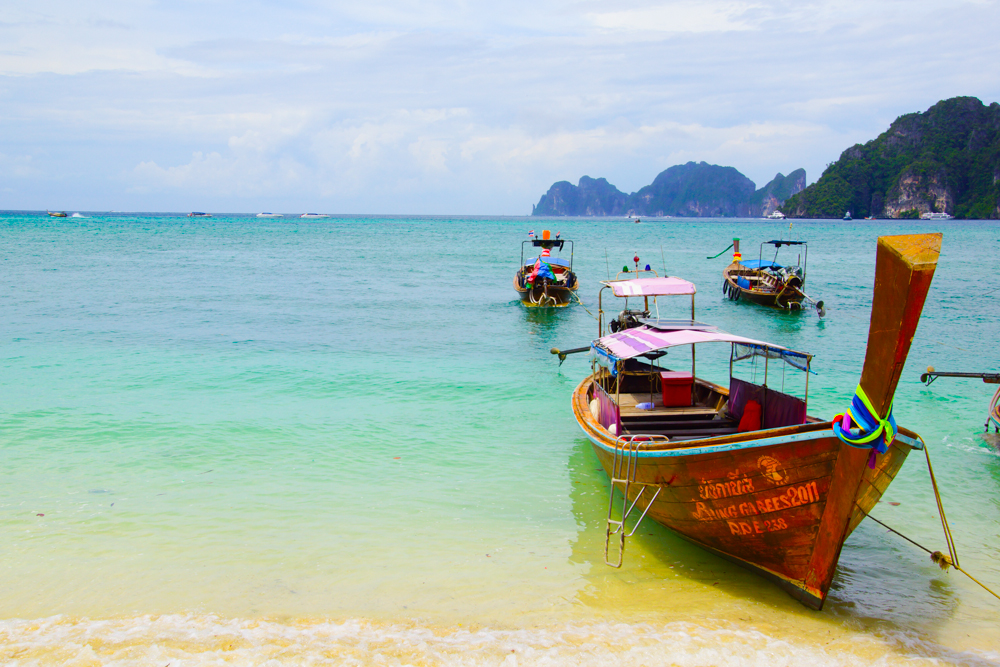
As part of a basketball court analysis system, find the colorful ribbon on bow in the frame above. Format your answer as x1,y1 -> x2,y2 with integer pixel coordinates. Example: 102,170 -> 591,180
833,384 -> 897,469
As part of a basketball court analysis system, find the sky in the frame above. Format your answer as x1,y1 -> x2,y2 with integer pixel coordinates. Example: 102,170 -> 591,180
1,0 -> 999,215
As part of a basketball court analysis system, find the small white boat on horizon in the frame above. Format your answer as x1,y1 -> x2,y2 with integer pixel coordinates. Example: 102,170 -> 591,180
767,210 -> 786,219
299,213 -> 330,219
920,211 -> 953,220
256,212 -> 284,218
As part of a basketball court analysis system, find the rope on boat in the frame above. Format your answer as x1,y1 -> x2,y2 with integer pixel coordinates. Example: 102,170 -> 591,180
922,439 -> 960,570
570,291 -> 599,321
855,439 -> 1000,603
833,384 -> 897,468
527,288 -> 556,308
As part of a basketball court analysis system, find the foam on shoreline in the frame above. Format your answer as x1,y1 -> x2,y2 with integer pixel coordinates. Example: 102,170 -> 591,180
2,614 -> 997,667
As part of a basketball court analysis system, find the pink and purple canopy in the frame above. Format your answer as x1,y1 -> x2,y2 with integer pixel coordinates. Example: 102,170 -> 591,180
603,277 -> 696,297
593,325 -> 807,363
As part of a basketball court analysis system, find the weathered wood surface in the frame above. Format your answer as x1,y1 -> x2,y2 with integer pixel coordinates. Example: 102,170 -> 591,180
575,377 -> 916,608
804,233 -> 941,599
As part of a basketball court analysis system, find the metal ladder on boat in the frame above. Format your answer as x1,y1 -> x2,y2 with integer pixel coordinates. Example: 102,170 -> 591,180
605,434 -> 668,567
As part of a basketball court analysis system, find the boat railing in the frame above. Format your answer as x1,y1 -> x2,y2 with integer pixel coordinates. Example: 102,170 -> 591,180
605,434 -> 668,567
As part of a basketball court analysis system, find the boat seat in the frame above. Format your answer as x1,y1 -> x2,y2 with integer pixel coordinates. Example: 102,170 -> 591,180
618,404 -> 720,418
624,412 -> 727,422
620,418 -> 737,429
622,426 -> 740,438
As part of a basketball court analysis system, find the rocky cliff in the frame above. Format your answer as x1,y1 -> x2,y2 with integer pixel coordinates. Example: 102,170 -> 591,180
782,96 -> 1000,219
532,163 -> 805,217
747,169 -> 807,217
626,162 -> 755,217
532,176 -> 626,216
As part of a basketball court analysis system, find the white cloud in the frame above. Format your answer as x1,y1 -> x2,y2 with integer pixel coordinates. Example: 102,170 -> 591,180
587,1 -> 764,33
0,152 -> 42,178
124,111 -> 840,210
1,0 -> 998,212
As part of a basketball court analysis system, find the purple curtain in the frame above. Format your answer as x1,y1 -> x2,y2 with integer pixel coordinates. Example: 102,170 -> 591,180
728,377 -> 764,421
595,383 -> 621,433
763,386 -> 807,428
729,377 -> 806,428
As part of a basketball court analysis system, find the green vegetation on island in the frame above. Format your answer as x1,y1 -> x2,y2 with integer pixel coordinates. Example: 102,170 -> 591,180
532,176 -> 628,216
629,162 -> 754,217
782,96 -> 1000,219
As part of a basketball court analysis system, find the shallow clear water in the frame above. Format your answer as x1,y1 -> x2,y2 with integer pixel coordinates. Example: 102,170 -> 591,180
1,212 -> 998,665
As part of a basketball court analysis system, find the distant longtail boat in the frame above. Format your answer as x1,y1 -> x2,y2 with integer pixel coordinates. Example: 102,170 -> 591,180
514,230 -> 578,307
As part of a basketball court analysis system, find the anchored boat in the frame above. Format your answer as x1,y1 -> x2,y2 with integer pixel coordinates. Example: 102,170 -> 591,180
573,233 -> 941,609
514,230 -> 578,308
723,238 -> 824,315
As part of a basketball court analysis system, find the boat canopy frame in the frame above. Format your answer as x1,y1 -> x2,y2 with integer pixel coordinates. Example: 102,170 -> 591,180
757,239 -> 808,282
590,325 -> 814,420
597,273 -> 697,337
520,238 -> 574,270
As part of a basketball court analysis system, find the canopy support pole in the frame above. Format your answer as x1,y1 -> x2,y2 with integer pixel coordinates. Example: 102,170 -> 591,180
804,357 -> 811,416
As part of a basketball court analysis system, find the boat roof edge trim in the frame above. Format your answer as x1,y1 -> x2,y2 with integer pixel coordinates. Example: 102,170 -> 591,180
591,325 -> 810,364
601,277 -> 697,296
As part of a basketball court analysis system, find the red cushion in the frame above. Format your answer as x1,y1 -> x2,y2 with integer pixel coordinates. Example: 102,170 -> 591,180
738,399 -> 762,432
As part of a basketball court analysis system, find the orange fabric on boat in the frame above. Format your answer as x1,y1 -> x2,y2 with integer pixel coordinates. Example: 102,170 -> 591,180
738,399 -> 761,432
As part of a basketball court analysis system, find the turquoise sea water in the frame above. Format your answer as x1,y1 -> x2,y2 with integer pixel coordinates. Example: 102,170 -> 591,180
1,212 -> 998,665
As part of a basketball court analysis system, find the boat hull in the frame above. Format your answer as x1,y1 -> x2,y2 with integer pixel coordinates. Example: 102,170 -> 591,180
514,273 -> 578,307
572,375 -> 922,609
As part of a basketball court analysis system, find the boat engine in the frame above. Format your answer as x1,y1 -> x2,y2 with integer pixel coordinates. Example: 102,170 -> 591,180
609,309 -> 647,332
777,265 -> 804,288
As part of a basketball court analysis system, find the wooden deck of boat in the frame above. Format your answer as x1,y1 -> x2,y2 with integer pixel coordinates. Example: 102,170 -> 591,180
616,392 -> 719,418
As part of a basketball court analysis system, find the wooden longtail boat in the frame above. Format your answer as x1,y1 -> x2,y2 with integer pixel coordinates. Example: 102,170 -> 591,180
723,238 -> 824,315
574,233 -> 941,609
514,230 -> 578,307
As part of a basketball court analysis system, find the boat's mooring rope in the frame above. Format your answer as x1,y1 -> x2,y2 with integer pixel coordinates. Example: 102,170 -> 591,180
706,243 -> 734,259
857,439 -> 1000,602
570,291 -> 599,321
922,439 -> 960,569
